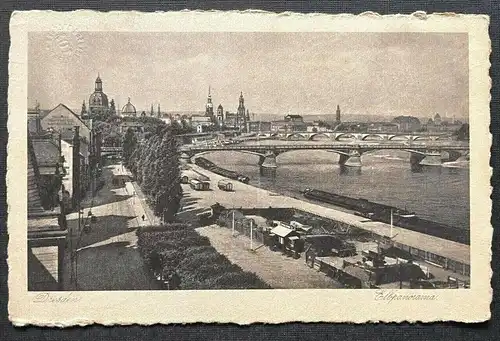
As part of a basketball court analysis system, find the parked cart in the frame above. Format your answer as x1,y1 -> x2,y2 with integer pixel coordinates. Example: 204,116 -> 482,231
217,179 -> 233,191
190,179 -> 210,191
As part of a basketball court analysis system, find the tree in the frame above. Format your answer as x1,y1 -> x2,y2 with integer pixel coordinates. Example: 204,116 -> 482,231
122,128 -> 137,164
455,123 -> 469,141
123,119 -> 182,221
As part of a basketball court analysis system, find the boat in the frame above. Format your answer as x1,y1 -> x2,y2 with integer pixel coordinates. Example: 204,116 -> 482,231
302,188 -> 469,245
194,157 -> 250,184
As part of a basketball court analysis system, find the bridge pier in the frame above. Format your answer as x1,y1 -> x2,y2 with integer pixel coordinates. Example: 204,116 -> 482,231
445,150 -> 467,162
337,150 -> 362,167
259,151 -> 278,176
410,150 -> 442,169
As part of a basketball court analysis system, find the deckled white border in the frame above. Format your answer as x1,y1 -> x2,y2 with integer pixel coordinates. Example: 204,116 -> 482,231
7,10 -> 492,325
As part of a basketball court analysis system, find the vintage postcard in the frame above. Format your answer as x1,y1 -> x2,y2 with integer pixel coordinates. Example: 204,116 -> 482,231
7,10 -> 492,325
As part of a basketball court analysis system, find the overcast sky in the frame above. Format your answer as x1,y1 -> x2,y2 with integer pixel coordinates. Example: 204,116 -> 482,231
28,32 -> 468,119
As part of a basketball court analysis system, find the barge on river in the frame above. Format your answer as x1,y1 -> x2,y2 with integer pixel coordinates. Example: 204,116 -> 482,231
302,188 -> 469,245
194,157 -> 250,184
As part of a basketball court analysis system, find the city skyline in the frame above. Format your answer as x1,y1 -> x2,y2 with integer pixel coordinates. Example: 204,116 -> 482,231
28,32 -> 468,119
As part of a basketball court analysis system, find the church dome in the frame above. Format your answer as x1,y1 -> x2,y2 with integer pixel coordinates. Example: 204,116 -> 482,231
122,98 -> 137,116
89,91 -> 109,108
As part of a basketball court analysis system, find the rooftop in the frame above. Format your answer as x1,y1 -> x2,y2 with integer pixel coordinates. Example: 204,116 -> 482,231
270,225 -> 295,238
32,137 -> 60,167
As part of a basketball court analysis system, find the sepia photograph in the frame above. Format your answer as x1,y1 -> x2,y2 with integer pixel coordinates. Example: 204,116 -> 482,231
8,11 -> 491,324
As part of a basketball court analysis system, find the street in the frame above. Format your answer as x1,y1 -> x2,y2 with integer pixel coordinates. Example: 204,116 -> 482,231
62,163 -> 160,290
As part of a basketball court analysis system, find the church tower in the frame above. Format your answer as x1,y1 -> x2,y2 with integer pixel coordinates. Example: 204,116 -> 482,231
336,105 -> 341,123
205,86 -> 214,120
217,104 -> 224,128
237,92 -> 246,131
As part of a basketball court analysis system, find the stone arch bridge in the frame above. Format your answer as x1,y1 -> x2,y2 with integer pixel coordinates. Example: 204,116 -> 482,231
179,143 -> 469,173
258,131 -> 454,142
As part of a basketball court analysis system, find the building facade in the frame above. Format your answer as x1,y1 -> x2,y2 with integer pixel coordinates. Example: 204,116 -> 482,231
41,103 -> 92,143
27,136 -> 68,290
39,104 -> 95,208
247,121 -> 272,133
271,114 -> 307,132
391,116 -> 421,132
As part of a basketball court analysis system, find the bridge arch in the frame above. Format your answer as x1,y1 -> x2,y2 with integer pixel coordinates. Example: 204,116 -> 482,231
413,136 -> 432,142
308,132 -> 331,141
334,133 -> 357,141
361,134 -> 385,141
286,132 -> 307,140
388,135 -> 410,141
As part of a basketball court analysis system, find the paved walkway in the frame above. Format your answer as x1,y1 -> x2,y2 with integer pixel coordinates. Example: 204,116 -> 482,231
63,163 -> 159,291
197,225 -> 342,289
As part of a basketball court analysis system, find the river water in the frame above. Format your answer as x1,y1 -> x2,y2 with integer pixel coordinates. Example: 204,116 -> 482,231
201,140 -> 470,230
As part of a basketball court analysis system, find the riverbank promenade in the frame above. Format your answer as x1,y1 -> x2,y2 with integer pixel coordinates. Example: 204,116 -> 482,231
196,225 -> 343,288
180,164 -> 470,273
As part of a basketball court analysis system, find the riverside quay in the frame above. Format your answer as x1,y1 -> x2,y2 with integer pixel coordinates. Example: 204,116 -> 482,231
179,161 -> 470,288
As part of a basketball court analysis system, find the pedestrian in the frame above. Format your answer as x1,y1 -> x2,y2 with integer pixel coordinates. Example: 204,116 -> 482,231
142,214 -> 145,221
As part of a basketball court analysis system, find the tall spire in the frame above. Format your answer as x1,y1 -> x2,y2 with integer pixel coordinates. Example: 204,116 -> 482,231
81,100 -> 87,116
239,92 -> 244,108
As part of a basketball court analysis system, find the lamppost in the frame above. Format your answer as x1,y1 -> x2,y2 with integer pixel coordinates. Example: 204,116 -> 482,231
69,208 -> 95,289
71,208 -> 97,289
69,166 -> 98,289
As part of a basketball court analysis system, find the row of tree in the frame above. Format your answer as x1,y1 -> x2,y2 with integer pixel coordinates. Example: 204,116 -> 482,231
123,120 -> 182,222
138,226 -> 271,289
